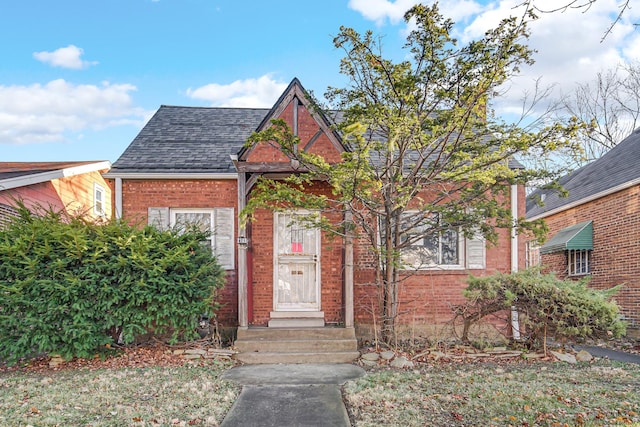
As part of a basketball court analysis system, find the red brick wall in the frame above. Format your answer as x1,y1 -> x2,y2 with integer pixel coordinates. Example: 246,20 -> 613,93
539,185 -> 640,330
353,185 -> 525,328
353,228 -> 518,326
120,179 -> 239,326
245,98 -> 343,164
243,95 -> 347,325
248,183 -> 345,326
248,207 -> 274,325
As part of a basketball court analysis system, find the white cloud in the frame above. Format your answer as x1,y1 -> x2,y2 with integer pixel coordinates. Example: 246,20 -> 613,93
352,0 -> 640,122
0,79 -> 149,145
186,75 -> 289,107
461,0 -> 640,119
33,45 -> 98,70
348,0 -> 418,25
349,0 -> 484,26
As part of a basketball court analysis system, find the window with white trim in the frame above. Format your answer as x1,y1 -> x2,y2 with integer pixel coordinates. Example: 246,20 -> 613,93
93,183 -> 105,216
398,212 -> 485,270
568,249 -> 591,276
399,213 -> 460,269
166,208 -> 235,270
403,227 -> 460,268
526,241 -> 541,268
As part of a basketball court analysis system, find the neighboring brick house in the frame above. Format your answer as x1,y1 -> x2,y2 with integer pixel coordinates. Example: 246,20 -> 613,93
527,128 -> 640,337
0,161 -> 112,226
106,78 -> 526,344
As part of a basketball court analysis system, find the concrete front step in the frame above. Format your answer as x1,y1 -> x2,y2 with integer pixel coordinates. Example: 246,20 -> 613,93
237,327 -> 356,340
235,351 -> 361,364
236,338 -> 357,353
234,327 -> 359,364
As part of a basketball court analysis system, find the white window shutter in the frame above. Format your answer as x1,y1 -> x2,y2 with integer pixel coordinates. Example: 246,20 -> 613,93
214,208 -> 235,269
148,207 -> 170,230
466,234 -> 486,269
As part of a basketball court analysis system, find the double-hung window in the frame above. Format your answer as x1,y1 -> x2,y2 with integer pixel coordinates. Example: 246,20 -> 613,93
526,241 -> 541,268
399,212 -> 485,270
401,213 -> 461,269
93,183 -> 105,216
148,207 -> 234,270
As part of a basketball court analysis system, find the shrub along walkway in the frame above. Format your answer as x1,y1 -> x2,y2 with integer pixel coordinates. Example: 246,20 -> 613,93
219,364 -> 365,427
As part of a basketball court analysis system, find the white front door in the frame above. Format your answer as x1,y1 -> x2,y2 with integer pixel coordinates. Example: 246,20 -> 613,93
274,211 -> 320,311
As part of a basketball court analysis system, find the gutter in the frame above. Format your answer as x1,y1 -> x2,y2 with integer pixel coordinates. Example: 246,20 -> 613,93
103,172 -> 238,180
528,176 -> 640,221
1,161 -> 111,191
510,183 -> 521,340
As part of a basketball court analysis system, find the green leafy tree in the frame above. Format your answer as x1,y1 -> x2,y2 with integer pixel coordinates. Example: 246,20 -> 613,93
243,4 -> 581,342
0,203 -> 225,365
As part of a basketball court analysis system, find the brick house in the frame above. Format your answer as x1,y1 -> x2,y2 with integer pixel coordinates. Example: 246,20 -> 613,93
0,161 -> 112,226
527,128 -> 640,337
106,79 -> 526,360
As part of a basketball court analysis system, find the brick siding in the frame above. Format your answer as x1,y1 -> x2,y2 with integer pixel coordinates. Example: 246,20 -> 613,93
119,179 -> 239,326
540,185 -> 640,330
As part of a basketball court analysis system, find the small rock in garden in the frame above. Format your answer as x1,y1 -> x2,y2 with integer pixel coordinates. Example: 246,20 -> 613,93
431,351 -> 446,360
361,352 -> 380,361
550,350 -> 577,364
576,350 -> 594,362
521,352 -> 545,360
390,356 -> 414,369
49,358 -> 64,368
185,349 -> 206,356
172,349 -> 185,355
380,351 -> 395,360
361,359 -> 378,367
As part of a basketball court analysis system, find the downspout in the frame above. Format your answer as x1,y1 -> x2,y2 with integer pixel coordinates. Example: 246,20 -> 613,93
510,183 -> 521,340
115,177 -> 122,220
344,209 -> 354,328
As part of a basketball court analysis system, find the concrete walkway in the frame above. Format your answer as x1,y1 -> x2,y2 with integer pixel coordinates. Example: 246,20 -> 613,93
573,345 -> 640,365
220,364 -> 365,427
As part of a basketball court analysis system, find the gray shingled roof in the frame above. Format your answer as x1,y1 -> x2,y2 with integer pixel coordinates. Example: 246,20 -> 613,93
111,105 -> 269,174
527,127 -> 640,218
112,103 -> 524,175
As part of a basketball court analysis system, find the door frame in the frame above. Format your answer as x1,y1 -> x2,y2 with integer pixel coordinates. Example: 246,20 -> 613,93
272,210 -> 321,312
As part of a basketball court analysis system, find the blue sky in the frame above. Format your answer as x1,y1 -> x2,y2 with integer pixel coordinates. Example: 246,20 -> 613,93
1,0 -> 639,163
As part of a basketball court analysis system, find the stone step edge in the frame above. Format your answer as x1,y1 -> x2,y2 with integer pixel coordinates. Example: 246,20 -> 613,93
235,351 -> 360,364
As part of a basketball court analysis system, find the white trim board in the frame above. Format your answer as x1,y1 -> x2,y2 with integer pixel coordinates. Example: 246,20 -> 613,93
0,161 -> 111,191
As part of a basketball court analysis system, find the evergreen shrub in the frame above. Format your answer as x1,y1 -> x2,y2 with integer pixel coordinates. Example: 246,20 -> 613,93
0,204 -> 225,364
458,268 -> 626,350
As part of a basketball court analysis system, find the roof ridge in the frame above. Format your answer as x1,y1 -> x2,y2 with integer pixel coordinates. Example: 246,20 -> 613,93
158,104 -> 271,111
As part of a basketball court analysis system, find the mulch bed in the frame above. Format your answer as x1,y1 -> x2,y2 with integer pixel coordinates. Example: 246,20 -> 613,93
0,340 -> 227,374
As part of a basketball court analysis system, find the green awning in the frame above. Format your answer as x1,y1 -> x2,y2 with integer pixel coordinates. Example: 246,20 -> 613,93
540,221 -> 593,254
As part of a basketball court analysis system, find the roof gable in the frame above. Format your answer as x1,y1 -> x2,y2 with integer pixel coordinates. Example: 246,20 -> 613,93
527,127 -> 640,219
238,78 -> 345,167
